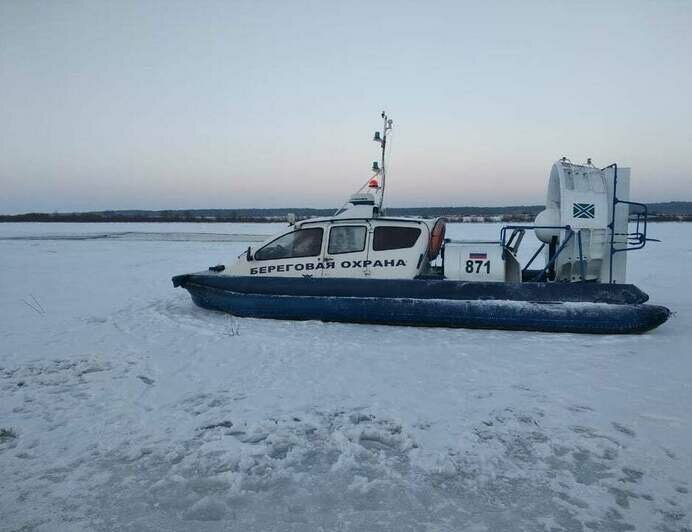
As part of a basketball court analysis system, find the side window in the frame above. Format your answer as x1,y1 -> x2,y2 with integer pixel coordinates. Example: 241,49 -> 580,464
255,228 -> 323,260
328,226 -> 367,255
372,226 -> 421,251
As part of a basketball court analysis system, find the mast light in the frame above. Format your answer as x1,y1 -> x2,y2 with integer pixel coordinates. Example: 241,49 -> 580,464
373,131 -> 382,142
372,161 -> 380,172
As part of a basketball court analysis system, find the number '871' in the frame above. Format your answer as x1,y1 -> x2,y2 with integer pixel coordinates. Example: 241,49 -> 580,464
465,260 -> 490,274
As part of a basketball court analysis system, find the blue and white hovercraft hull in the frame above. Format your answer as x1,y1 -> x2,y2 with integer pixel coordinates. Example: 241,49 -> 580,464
172,274 -> 670,334
171,115 -> 672,335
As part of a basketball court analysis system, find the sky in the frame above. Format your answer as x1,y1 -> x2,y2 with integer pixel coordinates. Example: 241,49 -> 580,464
1,0 -> 691,213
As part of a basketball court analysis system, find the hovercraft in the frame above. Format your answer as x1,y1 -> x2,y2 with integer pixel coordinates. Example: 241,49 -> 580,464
173,112 -> 670,334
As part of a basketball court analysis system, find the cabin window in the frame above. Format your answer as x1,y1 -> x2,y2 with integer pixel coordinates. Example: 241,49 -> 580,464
372,226 -> 421,251
328,226 -> 367,255
255,228 -> 323,260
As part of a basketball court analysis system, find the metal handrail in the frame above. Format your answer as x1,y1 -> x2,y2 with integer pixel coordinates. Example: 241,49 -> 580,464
499,224 -> 576,281
499,163 -> 655,285
522,242 -> 545,273
613,199 -> 649,252
602,163 -> 652,283
500,224 -> 593,282
532,229 -> 575,282
499,225 -> 572,247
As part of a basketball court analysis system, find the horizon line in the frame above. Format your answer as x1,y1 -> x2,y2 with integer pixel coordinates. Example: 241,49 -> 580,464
2,199 -> 692,218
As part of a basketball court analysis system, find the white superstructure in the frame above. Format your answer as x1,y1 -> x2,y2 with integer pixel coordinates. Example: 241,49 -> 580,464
225,112 -> 448,281
533,159 -> 633,283
221,114 -> 650,285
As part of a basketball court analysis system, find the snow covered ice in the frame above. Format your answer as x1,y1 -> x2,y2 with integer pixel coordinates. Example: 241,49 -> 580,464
1,222 -> 690,531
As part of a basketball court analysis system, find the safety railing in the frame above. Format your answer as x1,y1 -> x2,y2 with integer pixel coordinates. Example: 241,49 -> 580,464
500,225 -> 589,282
603,163 -> 652,283
497,164 -> 655,285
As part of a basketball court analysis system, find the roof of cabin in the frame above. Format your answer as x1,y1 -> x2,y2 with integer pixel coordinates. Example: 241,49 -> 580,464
296,216 -> 437,228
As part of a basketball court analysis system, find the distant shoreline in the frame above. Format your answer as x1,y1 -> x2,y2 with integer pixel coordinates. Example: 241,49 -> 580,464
1,202 -> 691,223
0,201 -> 692,223
2,217 -> 691,223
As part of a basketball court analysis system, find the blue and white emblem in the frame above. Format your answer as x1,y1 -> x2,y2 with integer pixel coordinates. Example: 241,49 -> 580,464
573,203 -> 595,219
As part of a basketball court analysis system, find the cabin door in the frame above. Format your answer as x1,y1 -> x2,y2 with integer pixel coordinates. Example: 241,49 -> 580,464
321,224 -> 370,278
363,224 -> 425,279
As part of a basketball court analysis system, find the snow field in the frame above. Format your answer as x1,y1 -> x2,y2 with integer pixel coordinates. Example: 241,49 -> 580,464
1,223 -> 690,531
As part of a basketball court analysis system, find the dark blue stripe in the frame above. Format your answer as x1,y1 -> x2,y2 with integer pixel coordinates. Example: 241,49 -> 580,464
173,273 -> 650,305
180,282 -> 670,335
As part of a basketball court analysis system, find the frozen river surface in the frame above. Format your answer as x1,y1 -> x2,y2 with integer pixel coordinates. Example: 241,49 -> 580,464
1,222 -> 690,531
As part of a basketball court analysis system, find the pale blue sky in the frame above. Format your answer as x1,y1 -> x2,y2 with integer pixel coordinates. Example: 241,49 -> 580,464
1,0 -> 691,213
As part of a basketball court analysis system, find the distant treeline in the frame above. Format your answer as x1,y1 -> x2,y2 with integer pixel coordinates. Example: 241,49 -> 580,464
2,202 -> 692,222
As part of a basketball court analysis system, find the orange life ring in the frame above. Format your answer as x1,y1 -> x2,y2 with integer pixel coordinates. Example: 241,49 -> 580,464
427,218 -> 446,260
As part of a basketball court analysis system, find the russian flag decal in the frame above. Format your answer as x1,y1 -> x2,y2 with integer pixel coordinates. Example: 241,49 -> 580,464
469,252 -> 487,259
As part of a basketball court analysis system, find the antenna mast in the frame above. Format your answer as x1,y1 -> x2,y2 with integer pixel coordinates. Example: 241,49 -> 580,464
372,111 -> 393,211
